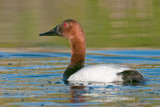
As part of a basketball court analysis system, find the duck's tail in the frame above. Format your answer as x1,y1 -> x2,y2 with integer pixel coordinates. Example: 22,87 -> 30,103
117,70 -> 146,84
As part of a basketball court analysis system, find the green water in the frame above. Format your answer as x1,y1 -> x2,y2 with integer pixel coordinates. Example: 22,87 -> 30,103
0,0 -> 160,48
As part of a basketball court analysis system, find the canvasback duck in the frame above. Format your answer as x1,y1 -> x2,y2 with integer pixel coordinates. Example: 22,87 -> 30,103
39,19 -> 145,84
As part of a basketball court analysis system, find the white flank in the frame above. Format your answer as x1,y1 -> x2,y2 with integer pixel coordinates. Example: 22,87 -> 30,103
68,64 -> 130,83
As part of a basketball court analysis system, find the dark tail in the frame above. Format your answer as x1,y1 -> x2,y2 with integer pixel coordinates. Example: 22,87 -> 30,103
117,70 -> 146,84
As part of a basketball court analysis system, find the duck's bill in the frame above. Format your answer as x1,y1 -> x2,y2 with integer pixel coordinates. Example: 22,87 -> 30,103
39,30 -> 57,36
39,26 -> 58,36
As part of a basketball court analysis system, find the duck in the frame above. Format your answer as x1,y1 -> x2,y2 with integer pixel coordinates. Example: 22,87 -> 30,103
39,19 -> 145,84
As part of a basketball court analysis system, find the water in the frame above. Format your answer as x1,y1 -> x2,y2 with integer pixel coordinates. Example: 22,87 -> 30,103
0,50 -> 160,106
0,0 -> 160,48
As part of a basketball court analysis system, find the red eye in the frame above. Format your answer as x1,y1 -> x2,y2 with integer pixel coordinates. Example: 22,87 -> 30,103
64,23 -> 67,26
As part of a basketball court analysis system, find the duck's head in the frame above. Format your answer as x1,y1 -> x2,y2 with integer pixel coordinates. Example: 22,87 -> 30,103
39,19 -> 84,40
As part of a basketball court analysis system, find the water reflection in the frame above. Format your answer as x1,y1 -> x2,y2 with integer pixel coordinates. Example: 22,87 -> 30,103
70,86 -> 86,104
69,83 -> 137,104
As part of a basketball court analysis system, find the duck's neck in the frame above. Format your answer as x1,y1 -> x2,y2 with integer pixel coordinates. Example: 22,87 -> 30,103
63,34 -> 86,81
69,37 -> 86,67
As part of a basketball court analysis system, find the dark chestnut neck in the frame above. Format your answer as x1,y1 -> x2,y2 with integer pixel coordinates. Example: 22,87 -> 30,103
70,37 -> 86,67
63,32 -> 86,81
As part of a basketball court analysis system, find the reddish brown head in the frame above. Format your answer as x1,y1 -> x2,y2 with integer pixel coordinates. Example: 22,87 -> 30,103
39,19 -> 85,40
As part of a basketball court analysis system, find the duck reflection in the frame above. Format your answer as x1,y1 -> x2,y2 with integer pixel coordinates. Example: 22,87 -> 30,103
69,81 -> 140,104
70,85 -> 86,104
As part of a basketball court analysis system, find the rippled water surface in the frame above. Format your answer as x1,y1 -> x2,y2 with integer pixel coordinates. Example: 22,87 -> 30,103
0,50 -> 160,106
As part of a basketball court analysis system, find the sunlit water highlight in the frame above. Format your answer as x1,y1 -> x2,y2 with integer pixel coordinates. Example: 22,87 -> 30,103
0,50 -> 160,106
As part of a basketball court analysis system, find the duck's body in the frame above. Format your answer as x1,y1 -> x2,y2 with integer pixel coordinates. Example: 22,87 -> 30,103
40,19 -> 145,84
68,64 -> 125,82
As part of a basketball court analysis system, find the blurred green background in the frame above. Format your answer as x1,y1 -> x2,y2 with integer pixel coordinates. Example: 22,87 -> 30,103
0,0 -> 160,48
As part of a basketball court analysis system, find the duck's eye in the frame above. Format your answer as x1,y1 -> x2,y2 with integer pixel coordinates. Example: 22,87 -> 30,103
63,23 -> 68,27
